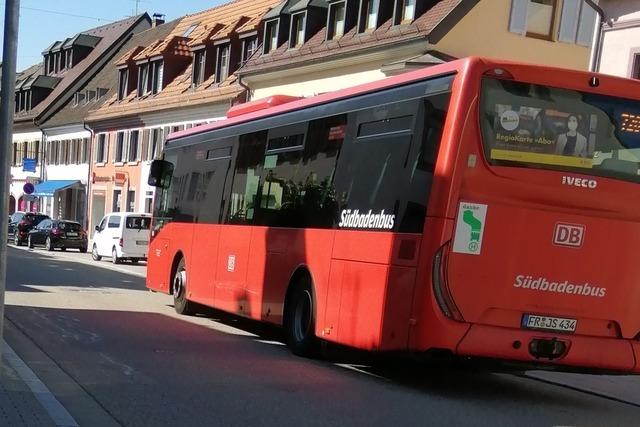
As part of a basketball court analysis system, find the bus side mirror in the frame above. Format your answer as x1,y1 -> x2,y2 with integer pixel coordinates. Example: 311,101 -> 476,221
148,160 -> 172,188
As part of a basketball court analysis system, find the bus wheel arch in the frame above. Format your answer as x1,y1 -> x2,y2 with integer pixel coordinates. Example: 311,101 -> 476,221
283,266 -> 319,357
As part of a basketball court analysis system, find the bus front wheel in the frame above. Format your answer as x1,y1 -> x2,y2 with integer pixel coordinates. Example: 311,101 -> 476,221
285,277 -> 318,357
173,258 -> 196,315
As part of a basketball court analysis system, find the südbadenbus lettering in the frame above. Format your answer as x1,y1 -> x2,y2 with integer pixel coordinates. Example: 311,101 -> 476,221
514,275 -> 606,298
338,209 -> 395,230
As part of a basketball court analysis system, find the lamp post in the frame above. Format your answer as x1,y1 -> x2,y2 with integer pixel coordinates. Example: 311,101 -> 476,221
0,0 -> 21,359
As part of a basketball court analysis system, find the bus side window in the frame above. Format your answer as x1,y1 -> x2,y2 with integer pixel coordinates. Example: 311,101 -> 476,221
227,131 -> 267,224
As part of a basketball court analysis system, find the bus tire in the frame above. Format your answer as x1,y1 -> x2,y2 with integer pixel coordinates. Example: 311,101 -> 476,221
173,258 -> 196,315
285,276 -> 318,357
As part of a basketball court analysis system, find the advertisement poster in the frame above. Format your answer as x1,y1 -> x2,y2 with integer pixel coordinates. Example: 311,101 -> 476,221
488,104 -> 596,169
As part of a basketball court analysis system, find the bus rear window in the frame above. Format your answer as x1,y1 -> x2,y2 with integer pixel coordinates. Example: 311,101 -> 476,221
126,216 -> 150,229
480,78 -> 640,183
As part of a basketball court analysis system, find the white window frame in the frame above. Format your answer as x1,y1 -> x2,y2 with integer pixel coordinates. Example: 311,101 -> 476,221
289,12 -> 307,49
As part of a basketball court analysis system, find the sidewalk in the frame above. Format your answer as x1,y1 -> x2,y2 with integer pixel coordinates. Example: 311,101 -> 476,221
526,370 -> 640,406
0,341 -> 62,426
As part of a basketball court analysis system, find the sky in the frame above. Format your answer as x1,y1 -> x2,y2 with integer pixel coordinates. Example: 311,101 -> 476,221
0,0 -> 226,71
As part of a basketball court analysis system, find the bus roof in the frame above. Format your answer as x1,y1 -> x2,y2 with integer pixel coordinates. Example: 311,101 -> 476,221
165,56 -> 640,144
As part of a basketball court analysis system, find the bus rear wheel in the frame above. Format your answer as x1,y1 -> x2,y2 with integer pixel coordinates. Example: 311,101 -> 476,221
285,277 -> 318,357
173,258 -> 196,315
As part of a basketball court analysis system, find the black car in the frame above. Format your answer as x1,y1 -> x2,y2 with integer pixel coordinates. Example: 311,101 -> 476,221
27,219 -> 88,252
8,212 -> 50,246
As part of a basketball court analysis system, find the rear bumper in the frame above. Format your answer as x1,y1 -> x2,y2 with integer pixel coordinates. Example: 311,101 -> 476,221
52,238 -> 87,248
456,324 -> 640,374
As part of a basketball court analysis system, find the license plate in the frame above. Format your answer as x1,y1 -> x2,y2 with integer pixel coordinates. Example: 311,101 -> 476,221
67,232 -> 78,237
136,240 -> 148,245
522,314 -> 577,333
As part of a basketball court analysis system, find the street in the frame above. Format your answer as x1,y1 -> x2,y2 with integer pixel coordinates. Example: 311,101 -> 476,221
3,245 -> 640,426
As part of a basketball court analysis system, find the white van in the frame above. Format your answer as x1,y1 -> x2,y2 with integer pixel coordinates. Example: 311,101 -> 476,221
91,213 -> 151,264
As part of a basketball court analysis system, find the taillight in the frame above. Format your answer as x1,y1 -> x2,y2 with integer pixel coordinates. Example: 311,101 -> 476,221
432,241 -> 464,322
51,228 -> 62,236
119,238 -> 123,247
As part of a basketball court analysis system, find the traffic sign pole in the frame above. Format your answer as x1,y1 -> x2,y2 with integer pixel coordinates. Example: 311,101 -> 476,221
0,0 -> 21,360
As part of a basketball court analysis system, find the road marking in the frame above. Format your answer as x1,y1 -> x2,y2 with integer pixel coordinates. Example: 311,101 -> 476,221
2,340 -> 79,426
11,245 -> 146,278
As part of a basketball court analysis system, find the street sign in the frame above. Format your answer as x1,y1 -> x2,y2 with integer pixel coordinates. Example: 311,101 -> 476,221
23,157 -> 36,172
23,182 -> 34,195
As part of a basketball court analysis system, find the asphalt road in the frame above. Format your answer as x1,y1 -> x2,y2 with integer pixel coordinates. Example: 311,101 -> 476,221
3,245 -> 640,426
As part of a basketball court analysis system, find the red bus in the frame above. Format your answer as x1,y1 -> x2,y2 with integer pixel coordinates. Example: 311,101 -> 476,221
147,57 -> 640,373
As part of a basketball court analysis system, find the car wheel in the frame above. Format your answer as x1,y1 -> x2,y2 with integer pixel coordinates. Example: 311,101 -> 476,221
80,246 -> 88,253
60,247 -> 66,252
91,244 -> 101,261
112,247 -> 120,264
45,237 -> 53,251
285,276 -> 318,357
28,235 -> 34,249
14,233 -> 21,246
173,258 -> 196,315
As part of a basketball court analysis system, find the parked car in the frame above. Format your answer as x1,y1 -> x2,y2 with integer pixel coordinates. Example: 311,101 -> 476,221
8,212 -> 50,246
92,213 -> 151,264
27,219 -> 88,252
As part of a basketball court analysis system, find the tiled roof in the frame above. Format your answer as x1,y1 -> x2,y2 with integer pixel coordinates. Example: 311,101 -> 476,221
132,35 -> 192,60
42,18 -> 180,129
88,0 -> 282,123
236,15 -> 262,34
188,23 -> 225,47
14,14 -> 148,125
116,46 -> 145,66
239,0 -> 465,75
212,16 -> 251,40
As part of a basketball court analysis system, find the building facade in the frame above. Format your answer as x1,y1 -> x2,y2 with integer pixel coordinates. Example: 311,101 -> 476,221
10,15 -> 150,223
84,0 -> 282,233
592,0 -> 640,77
237,0 -> 601,100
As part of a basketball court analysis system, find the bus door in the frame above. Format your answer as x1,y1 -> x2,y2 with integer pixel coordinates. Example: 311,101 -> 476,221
188,140 -> 235,309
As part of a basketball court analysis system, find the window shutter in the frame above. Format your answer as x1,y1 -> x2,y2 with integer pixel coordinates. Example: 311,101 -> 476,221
558,0 -> 580,43
576,3 -> 597,46
509,0 -> 529,35
142,129 -> 150,161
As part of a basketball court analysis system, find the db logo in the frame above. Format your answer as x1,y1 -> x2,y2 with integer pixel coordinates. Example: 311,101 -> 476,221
553,223 -> 585,248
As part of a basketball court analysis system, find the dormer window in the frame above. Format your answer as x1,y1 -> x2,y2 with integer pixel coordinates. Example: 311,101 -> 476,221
14,91 -> 32,113
138,63 -> 150,97
117,69 -> 129,101
394,0 -> 416,24
97,87 -> 108,100
215,44 -> 230,83
65,49 -> 73,69
151,60 -> 164,94
327,1 -> 346,41
73,92 -> 86,107
359,0 -> 380,33
289,12 -> 306,49
192,49 -> 206,87
54,52 -> 62,73
137,60 -> 164,96
264,19 -> 279,54
241,36 -> 258,64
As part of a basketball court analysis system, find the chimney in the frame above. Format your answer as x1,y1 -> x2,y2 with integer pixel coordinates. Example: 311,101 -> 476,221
152,13 -> 166,28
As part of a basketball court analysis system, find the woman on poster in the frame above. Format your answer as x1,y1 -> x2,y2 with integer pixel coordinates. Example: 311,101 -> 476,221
555,115 -> 589,157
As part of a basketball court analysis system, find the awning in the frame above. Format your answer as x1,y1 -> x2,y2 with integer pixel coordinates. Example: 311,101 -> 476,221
32,180 -> 80,197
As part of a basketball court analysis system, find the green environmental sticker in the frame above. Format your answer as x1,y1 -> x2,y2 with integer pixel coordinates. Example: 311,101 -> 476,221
453,202 -> 488,255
